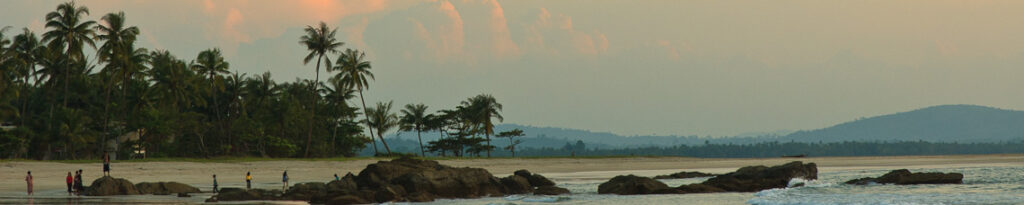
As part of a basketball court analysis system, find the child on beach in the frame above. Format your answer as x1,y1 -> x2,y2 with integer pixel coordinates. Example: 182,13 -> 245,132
66,172 -> 73,195
103,152 -> 111,176
246,172 -> 252,189
213,175 -> 219,193
282,171 -> 289,190
25,171 -> 33,195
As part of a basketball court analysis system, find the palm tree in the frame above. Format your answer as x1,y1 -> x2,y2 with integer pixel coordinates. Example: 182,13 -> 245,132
191,48 -> 229,154
11,28 -> 42,128
462,94 -> 503,157
95,12 -> 142,152
42,1 -> 96,107
365,101 -> 396,155
149,50 -> 194,110
299,21 -> 343,158
400,103 -> 432,157
333,48 -> 376,155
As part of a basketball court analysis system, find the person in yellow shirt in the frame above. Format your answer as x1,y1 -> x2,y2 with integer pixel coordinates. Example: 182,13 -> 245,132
246,172 -> 253,189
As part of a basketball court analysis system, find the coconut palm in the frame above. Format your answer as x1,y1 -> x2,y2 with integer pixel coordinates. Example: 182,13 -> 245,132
400,103 -> 432,157
299,21 -> 343,157
332,48 -> 376,155
42,1 -> 96,107
461,94 -> 503,157
149,50 -> 196,110
365,101 -> 396,155
191,48 -> 229,117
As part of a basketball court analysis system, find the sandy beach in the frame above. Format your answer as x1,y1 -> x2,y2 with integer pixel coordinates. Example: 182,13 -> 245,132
2,154 -> 1022,194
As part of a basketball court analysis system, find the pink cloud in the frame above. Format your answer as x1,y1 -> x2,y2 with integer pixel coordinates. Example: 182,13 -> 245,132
486,0 -> 520,58
524,8 -> 609,56
344,17 -> 371,51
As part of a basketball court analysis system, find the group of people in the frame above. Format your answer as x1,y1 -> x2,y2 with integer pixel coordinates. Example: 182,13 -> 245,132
66,170 -> 85,195
24,154 -> 346,196
24,152 -> 111,196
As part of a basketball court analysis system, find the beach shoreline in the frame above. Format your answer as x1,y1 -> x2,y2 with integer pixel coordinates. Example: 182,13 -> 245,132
2,154 -> 1022,194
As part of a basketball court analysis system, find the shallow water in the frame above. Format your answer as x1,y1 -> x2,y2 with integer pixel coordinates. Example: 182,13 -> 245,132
2,165 -> 1022,204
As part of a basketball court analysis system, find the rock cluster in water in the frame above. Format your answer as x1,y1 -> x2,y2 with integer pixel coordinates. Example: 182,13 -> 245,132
207,157 -> 570,204
652,171 -> 717,179
84,176 -> 200,196
599,161 -> 817,195
845,169 -> 963,185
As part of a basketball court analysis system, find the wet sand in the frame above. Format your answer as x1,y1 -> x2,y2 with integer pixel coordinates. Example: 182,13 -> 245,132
2,154 -> 1022,194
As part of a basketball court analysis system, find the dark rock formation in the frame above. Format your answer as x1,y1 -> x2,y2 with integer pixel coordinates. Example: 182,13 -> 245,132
85,176 -> 140,196
136,182 -> 201,195
514,169 -> 556,187
597,175 -> 669,195
653,171 -> 716,179
599,161 -> 817,195
845,169 -> 963,185
534,186 -> 570,195
209,188 -> 282,202
702,161 -> 817,192
208,157 -> 569,204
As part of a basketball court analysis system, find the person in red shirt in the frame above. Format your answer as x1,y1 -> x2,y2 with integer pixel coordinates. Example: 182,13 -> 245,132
66,172 -> 73,195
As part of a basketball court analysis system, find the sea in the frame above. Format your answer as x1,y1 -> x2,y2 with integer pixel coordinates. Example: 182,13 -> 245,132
2,163 -> 1023,205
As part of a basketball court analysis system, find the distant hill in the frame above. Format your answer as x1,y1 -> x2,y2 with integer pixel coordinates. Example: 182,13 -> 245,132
782,105 -> 1024,143
361,104 -> 1024,156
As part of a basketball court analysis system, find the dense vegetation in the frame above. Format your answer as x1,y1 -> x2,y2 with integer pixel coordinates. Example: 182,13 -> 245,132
0,2 -> 510,160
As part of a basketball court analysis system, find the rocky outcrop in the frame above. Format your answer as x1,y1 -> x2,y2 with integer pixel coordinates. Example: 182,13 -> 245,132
208,188 -> 283,202
136,182 -> 201,195
701,161 -> 817,192
209,157 -> 570,204
599,161 -> 817,195
85,176 -> 141,196
597,175 -> 670,195
534,186 -> 571,195
845,169 -> 963,185
653,171 -> 716,179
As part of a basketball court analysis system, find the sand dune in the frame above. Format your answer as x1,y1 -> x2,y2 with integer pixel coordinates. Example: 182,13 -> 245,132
2,154 -> 1022,194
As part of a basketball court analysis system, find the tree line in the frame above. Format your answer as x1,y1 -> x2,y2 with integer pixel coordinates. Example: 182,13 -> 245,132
511,140 -> 1024,158
0,2 -> 519,160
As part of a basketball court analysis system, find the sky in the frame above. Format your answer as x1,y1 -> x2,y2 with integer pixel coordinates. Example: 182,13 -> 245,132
3,0 -> 1024,137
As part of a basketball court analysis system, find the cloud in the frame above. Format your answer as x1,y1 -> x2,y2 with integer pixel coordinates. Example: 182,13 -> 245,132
486,0 -> 520,58
344,17 -> 371,51
522,8 -> 609,56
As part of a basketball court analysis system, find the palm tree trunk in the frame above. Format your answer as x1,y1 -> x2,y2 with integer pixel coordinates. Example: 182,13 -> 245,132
101,80 -> 113,154
358,89 -> 378,156
485,132 -> 491,158
304,55 -> 322,158
62,63 -> 69,108
377,131 -> 392,155
417,129 -> 424,157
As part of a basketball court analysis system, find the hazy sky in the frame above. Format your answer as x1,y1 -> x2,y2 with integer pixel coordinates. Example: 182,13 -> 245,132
4,0 -> 1024,136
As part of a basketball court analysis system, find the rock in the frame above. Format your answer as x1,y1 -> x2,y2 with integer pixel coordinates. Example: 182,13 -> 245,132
136,182 -> 201,195
845,169 -> 963,185
701,161 -> 817,192
534,186 -> 570,195
213,188 -> 283,201
177,193 -> 191,197
406,191 -> 436,202
597,175 -> 669,195
675,184 -> 725,193
500,175 -> 533,194
356,157 -> 506,198
653,171 -> 716,179
85,176 -> 141,196
513,169 -> 556,187
373,185 -> 405,202
327,195 -> 370,205
326,173 -> 359,196
284,182 -> 327,202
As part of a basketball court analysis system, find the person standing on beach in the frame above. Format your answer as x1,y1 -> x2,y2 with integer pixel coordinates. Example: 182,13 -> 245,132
66,172 -> 73,195
282,171 -> 289,190
246,172 -> 252,189
103,152 -> 111,176
25,171 -> 33,195
212,175 -> 219,193
75,169 -> 83,195
334,174 -> 339,181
